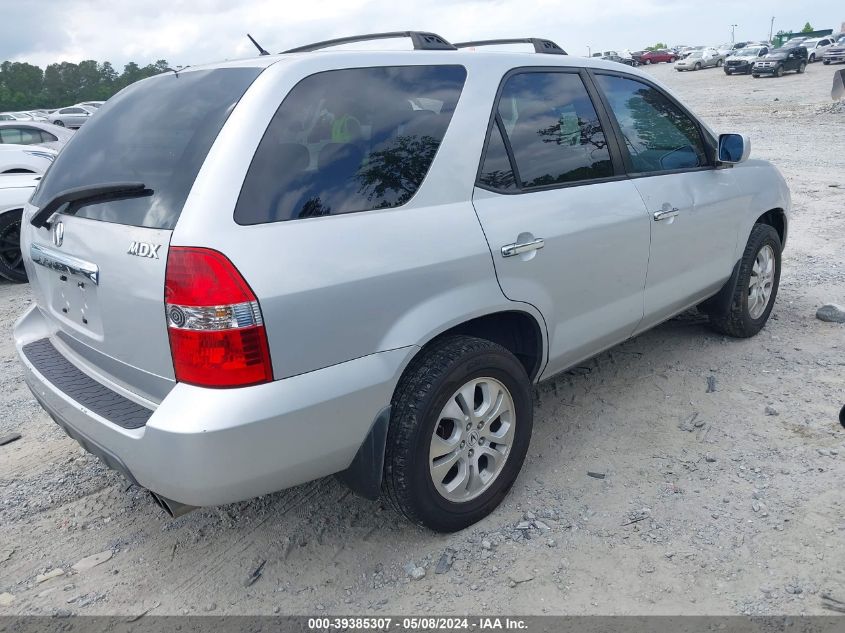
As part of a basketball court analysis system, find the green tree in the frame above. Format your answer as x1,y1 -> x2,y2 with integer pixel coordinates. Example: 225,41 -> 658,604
645,42 -> 668,51
0,57 -> 170,110
801,22 -> 814,33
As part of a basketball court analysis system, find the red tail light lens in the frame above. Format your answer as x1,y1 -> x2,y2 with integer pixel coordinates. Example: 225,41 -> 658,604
165,247 -> 273,388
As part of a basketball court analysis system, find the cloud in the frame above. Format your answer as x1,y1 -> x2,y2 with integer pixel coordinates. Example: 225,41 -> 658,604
1,0 -> 842,67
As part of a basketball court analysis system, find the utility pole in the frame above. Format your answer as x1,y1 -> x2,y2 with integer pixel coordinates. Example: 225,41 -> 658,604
730,24 -> 738,44
587,45 -> 592,57
769,17 -> 775,43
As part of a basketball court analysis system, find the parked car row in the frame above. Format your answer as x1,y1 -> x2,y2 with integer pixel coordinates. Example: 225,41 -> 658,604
0,100 -> 104,130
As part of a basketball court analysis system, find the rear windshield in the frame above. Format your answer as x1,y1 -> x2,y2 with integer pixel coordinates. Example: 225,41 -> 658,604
31,67 -> 261,229
234,65 -> 466,225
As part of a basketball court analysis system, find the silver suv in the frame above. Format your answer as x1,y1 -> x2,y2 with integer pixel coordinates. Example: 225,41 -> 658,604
14,33 -> 790,532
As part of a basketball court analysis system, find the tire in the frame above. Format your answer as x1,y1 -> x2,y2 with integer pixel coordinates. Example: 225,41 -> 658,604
694,63 -> 701,71
0,210 -> 27,283
708,224 -> 781,338
645,59 -> 652,65
798,62 -> 806,73
752,74 -> 760,78
824,60 -> 830,65
775,65 -> 784,77
717,58 -> 724,67
809,54 -> 815,63
53,120 -> 65,127
382,335 -> 533,532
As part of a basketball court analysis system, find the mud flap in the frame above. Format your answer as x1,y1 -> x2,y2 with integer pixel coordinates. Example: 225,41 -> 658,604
699,259 -> 741,316
336,406 -> 390,500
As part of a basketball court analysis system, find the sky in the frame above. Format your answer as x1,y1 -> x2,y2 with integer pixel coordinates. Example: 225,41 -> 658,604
1,0 -> 843,68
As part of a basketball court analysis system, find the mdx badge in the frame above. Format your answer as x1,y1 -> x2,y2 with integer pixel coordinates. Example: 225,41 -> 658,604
128,241 -> 161,259
52,221 -> 64,247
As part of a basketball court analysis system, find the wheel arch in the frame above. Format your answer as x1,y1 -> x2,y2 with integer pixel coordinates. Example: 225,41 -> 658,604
755,208 -> 787,250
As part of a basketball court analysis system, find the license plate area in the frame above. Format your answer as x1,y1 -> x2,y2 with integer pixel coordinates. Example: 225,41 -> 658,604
49,271 -> 102,335
30,244 -> 103,336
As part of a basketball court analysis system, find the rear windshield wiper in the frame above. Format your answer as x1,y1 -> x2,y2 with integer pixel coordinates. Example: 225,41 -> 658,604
30,182 -> 152,228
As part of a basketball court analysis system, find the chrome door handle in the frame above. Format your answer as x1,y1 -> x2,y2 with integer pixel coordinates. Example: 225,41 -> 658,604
501,238 -> 545,258
653,207 -> 679,221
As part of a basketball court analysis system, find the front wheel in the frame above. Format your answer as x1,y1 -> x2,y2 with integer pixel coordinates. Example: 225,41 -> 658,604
645,59 -> 652,65
798,62 -> 807,73
823,60 -> 830,65
694,63 -> 702,71
775,65 -> 784,77
0,210 -> 27,283
383,335 -> 533,532
809,54 -> 815,63
708,224 -> 781,338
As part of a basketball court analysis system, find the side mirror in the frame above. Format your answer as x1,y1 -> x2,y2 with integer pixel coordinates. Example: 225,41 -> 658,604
718,133 -> 751,164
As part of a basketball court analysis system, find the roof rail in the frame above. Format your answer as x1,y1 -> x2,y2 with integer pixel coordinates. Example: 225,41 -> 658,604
453,38 -> 567,55
283,31 -> 456,54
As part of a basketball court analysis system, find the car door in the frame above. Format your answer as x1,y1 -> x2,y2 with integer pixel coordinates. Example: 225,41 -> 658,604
591,72 -> 743,333
472,68 -> 651,378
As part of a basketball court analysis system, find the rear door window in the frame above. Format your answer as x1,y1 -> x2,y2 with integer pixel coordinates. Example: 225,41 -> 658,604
479,71 -> 613,191
31,67 -> 261,229
234,65 -> 466,224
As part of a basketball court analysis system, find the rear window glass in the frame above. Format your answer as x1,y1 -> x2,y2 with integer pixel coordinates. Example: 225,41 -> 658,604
234,65 -> 466,225
31,67 -> 261,229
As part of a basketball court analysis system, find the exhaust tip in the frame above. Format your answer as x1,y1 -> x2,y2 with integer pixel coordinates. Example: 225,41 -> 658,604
149,492 -> 197,518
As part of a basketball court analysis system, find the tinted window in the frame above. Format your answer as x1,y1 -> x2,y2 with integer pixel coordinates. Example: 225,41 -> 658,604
32,68 -> 261,229
39,130 -> 58,142
478,121 -> 517,191
595,75 -> 708,173
494,72 -> 613,189
235,65 -> 466,224
1,127 -> 41,145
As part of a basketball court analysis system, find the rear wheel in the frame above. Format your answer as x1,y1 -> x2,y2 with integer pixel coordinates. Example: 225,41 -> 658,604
0,210 -> 27,283
694,62 -> 702,71
53,120 -> 65,127
645,59 -> 652,65
383,335 -> 533,532
708,224 -> 781,338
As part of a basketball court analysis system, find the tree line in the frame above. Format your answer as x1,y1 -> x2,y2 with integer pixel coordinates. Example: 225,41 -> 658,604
0,59 -> 171,112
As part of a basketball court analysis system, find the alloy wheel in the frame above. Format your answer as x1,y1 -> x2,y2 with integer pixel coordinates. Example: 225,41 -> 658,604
429,377 -> 515,503
748,244 -> 776,319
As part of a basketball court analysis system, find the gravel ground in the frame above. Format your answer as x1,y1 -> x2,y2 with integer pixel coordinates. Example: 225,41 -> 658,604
0,60 -> 843,618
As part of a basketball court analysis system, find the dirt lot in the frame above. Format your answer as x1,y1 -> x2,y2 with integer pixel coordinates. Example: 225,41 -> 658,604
1,60 -> 843,618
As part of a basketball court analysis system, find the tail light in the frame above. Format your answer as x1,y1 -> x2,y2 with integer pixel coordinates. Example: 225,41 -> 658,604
164,247 -> 273,388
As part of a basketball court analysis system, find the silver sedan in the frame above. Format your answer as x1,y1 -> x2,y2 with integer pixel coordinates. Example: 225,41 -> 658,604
47,105 -> 95,128
675,49 -> 726,71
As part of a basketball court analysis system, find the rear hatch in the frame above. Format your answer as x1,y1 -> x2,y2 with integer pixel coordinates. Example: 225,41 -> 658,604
22,67 -> 261,402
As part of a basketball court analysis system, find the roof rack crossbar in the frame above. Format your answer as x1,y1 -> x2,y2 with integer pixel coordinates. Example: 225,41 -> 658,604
453,38 -> 567,55
283,31 -> 456,53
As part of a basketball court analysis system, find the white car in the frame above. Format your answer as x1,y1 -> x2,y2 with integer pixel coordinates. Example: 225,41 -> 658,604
0,144 -> 57,174
0,112 -> 35,122
0,173 -> 38,282
801,37 -> 836,62
0,121 -> 74,152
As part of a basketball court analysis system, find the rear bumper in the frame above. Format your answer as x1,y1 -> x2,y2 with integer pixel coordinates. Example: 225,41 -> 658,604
15,304 -> 414,507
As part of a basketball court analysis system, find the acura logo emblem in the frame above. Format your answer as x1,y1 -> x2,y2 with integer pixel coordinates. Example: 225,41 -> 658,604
52,221 -> 64,247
